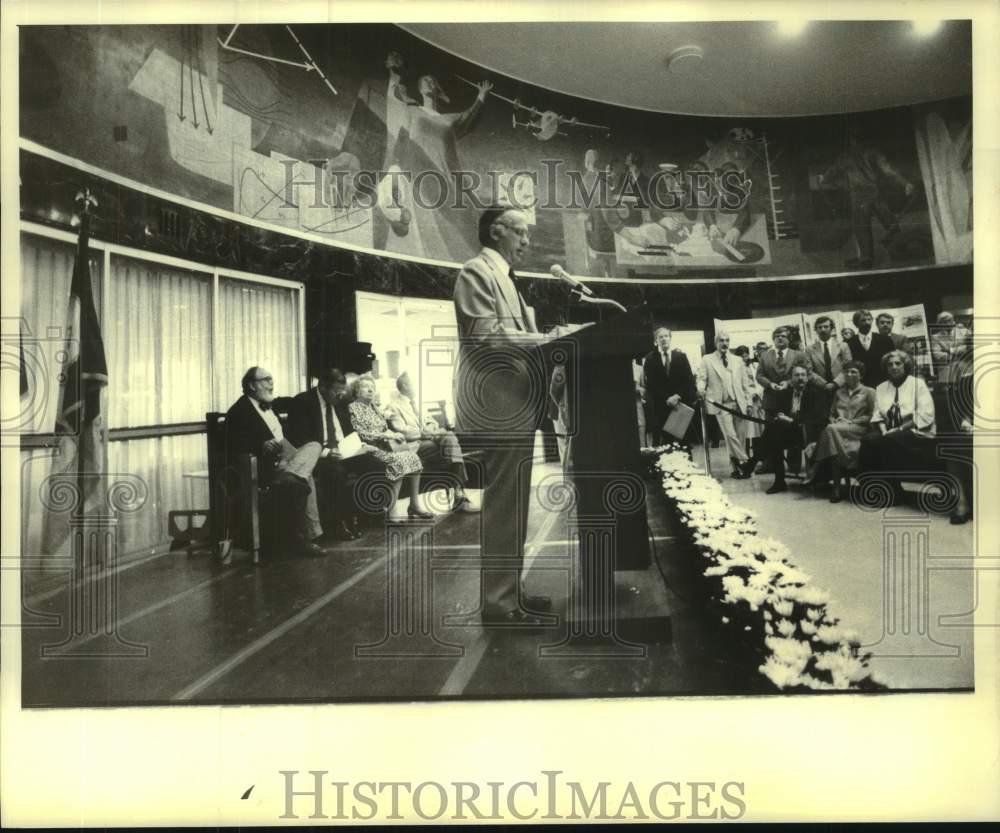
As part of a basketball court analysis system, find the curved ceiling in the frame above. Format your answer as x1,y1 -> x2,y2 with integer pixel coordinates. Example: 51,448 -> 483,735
402,20 -> 971,118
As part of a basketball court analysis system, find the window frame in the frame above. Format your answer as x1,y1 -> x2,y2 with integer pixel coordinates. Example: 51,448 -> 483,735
19,220 -> 307,445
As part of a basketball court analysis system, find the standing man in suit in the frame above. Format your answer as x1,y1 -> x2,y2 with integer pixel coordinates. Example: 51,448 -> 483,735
453,207 -> 553,626
740,365 -> 825,493
806,315 -> 853,406
225,367 -> 326,557
697,331 -> 751,478
642,326 -> 697,446
847,309 -> 894,388
875,312 -> 910,354
756,326 -> 813,418
286,368 -> 387,541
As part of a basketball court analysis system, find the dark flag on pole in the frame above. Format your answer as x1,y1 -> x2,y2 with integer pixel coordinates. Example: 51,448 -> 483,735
42,198 -> 109,554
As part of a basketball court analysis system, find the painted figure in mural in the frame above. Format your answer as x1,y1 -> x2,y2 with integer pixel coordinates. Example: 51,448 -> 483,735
614,160 -> 764,265
381,53 -> 493,263
581,148 -> 617,261
818,123 -> 916,269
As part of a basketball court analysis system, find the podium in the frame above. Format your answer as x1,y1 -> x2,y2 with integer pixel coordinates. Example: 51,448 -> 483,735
540,305 -> 670,652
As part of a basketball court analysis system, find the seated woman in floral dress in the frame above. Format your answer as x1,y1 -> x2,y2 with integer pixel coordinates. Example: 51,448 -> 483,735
810,360 -> 875,503
349,375 -> 431,521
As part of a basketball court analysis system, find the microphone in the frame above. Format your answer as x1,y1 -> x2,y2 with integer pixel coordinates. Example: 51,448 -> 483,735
550,264 -> 594,297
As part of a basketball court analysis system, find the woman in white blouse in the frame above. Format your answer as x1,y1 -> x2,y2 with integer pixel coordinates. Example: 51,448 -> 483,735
858,350 -> 937,498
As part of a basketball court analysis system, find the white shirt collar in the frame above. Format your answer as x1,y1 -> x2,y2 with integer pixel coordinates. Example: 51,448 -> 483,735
480,246 -> 512,276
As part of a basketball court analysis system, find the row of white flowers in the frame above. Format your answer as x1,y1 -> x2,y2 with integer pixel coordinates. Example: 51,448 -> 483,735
648,445 -> 881,691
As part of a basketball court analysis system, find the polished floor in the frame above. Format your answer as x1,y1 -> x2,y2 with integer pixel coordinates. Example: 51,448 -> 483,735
22,457 -> 733,707
702,443 -> 976,690
21,445 -> 976,706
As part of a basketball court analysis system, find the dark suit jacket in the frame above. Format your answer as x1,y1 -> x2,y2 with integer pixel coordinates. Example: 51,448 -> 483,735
847,332 -> 895,388
768,385 -> 826,445
285,389 -> 356,447
642,348 -> 697,430
225,394 -> 281,483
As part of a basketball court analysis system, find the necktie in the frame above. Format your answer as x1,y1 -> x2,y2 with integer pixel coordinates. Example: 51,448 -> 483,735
823,341 -> 832,381
792,391 -> 801,415
259,401 -> 272,411
324,402 -> 336,446
663,351 -> 671,376
721,353 -> 728,368
886,385 -> 902,430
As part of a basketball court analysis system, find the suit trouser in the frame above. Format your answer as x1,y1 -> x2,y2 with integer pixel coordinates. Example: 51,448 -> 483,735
480,436 -> 535,609
417,432 -> 468,483
276,439 -> 322,540
759,423 -> 803,484
714,408 -> 748,464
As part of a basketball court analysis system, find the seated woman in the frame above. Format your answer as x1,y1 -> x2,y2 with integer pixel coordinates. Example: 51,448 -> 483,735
348,375 -> 431,521
858,350 -> 937,503
809,360 -> 875,503
384,371 -> 478,512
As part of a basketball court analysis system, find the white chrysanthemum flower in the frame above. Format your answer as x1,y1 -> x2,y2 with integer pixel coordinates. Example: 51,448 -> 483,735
759,657 -> 803,689
772,599 -> 794,617
764,636 -> 812,672
776,619 -> 797,637
799,619 -> 818,635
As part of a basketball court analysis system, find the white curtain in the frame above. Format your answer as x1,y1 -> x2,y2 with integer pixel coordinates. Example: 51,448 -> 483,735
105,255 -> 213,426
20,235 -> 103,566
109,433 -> 206,553
21,234 -> 303,567
216,277 -> 303,408
19,234 -> 103,434
914,108 -> 973,265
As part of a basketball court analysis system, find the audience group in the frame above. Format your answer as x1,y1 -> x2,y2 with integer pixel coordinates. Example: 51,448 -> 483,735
225,367 -> 478,558
640,309 -> 973,523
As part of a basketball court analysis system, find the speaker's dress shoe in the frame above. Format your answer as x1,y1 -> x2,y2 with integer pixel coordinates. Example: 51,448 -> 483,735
272,470 -> 311,498
297,539 -> 327,558
738,460 -> 757,478
765,481 -> 788,495
481,605 -> 548,628
829,485 -> 843,503
328,521 -> 362,542
731,468 -> 750,479
521,593 -> 552,612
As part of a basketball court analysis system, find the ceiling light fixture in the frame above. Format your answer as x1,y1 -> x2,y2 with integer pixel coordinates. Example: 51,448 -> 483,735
776,19 -> 810,37
911,20 -> 943,38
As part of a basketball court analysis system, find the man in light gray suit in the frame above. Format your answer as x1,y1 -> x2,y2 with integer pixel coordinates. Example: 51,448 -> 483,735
453,207 -> 553,627
697,332 -> 751,478
806,315 -> 853,394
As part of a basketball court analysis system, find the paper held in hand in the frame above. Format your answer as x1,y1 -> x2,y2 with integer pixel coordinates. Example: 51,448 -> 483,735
662,402 -> 695,440
338,431 -> 364,458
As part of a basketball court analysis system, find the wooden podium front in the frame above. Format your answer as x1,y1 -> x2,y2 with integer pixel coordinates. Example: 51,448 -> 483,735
539,305 -> 670,652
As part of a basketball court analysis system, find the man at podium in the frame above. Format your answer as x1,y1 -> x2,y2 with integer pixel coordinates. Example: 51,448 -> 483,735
453,207 -> 554,626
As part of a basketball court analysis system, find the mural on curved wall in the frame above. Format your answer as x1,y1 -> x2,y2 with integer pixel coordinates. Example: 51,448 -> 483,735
19,23 -> 972,279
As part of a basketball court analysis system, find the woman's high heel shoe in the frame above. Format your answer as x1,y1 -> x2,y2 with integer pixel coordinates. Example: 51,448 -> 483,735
407,504 -> 433,520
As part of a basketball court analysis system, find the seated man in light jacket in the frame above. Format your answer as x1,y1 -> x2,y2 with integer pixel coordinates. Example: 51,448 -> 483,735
384,371 -> 478,512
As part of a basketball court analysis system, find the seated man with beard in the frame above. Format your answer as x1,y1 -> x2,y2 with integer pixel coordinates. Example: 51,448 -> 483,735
224,367 -> 326,558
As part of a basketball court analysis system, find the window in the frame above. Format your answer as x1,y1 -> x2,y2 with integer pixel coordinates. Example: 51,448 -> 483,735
216,276 -> 304,408
19,228 -> 305,566
355,291 -> 458,415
